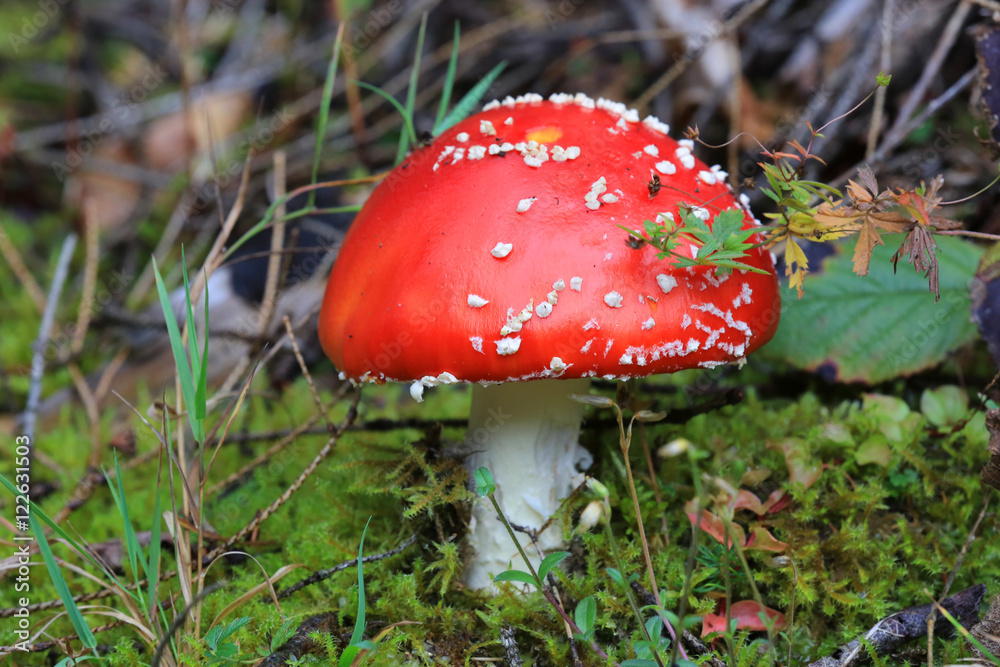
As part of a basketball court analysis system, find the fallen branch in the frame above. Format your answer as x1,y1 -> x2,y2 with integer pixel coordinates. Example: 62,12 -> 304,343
808,584 -> 987,667
275,533 -> 417,600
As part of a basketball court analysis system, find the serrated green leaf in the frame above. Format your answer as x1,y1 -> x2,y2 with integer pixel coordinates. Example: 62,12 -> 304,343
761,235 -> 982,382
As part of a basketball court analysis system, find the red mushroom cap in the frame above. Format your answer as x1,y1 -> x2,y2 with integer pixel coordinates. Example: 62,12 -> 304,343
319,93 -> 780,385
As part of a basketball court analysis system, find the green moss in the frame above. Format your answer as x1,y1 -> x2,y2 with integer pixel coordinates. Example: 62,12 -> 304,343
2,372 -> 996,665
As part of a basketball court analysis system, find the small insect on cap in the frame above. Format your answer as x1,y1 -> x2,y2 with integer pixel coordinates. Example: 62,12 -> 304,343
318,93 -> 781,389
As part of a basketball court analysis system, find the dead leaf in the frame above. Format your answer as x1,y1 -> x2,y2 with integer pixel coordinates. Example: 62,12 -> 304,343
702,600 -> 785,637
852,219 -> 884,277
892,224 -> 940,300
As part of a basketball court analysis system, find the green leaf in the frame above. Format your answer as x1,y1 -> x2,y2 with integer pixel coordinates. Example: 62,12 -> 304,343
435,61 -> 506,135
473,467 -> 496,497
644,615 -> 663,640
205,617 -> 252,652
104,452 -> 147,596
310,29 -> 345,209
151,257 -> 203,442
876,71 -> 892,87
270,618 -> 298,651
353,80 -> 417,153
147,466 -> 163,621
920,385 -> 968,427
621,660 -> 659,666
492,570 -> 539,587
396,13 -> 427,164
537,551 -> 570,580
433,22 -> 461,132
761,235 -> 982,382
574,596 -> 597,634
339,517 -> 373,667
606,567 -> 625,586
31,512 -> 97,649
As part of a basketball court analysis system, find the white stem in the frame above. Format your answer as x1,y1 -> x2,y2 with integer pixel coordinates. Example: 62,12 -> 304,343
463,378 -> 592,590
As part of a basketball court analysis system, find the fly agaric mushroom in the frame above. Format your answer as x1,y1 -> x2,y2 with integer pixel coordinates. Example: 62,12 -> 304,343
318,93 -> 780,590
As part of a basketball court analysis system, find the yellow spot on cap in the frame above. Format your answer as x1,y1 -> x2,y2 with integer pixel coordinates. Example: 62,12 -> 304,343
526,126 -> 562,144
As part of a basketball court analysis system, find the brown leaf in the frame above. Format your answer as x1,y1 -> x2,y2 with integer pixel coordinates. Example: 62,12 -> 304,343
846,179 -> 873,204
858,166 -> 879,195
891,224 -> 940,300
852,219 -> 884,276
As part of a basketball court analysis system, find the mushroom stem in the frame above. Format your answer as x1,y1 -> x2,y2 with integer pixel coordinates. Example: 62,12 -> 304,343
463,377 -> 592,590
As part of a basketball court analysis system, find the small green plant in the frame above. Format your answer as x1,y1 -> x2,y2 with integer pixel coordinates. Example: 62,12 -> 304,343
694,543 -> 748,593
474,466 -> 616,664
151,248 -> 209,444
337,518 -> 378,666
203,616 -> 253,664
620,207 -> 767,277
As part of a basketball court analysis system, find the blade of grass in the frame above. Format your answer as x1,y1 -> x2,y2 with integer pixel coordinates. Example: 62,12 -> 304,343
435,61 -> 506,135
29,512 -> 98,650
339,517 -> 373,667
309,23 -> 346,209
180,248 -> 200,386
433,22 -> 461,133
0,475 -> 121,582
152,256 -> 203,443
105,452 -> 148,592
179,250 -> 208,425
196,269 -> 209,423
396,13 -> 428,164
147,457 -> 163,624
353,80 -> 417,157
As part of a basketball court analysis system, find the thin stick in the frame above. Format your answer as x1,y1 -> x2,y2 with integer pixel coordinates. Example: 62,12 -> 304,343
881,0 -> 972,153
275,533 -> 417,599
0,221 -> 46,312
866,0 -> 894,159
22,233 -> 78,455
203,389 -> 361,563
283,316 -> 331,419
258,149 -> 287,339
204,412 -> 324,496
